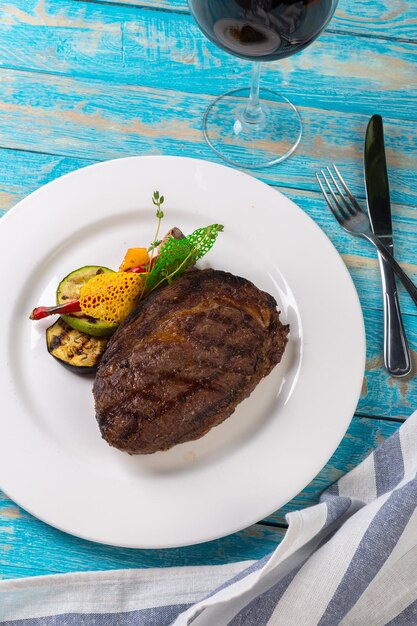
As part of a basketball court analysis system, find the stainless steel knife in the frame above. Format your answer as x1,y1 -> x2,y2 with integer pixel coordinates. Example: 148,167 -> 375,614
364,114 -> 411,377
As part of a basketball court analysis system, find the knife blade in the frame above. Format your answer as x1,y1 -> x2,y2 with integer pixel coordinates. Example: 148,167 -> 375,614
365,115 -> 393,241
364,114 -> 411,377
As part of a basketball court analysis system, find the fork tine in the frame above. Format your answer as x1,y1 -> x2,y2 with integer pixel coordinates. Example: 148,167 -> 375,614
315,172 -> 345,227
332,164 -> 364,213
326,167 -> 356,216
320,170 -> 350,220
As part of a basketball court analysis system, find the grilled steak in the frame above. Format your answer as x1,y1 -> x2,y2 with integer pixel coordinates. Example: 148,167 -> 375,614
93,269 -> 289,454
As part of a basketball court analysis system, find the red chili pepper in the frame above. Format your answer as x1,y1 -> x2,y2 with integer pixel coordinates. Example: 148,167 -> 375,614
30,299 -> 82,320
127,256 -> 157,273
127,264 -> 147,274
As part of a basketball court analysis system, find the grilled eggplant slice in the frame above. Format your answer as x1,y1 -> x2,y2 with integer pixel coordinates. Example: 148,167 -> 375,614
46,317 -> 108,374
57,265 -> 118,337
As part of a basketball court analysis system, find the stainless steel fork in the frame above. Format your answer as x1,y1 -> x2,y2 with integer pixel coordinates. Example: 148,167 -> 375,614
316,164 -> 417,308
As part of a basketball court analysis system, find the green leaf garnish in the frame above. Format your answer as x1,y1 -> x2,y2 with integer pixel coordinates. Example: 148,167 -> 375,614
144,223 -> 224,295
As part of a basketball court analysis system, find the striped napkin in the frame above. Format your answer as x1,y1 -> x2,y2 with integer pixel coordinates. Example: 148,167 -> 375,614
2,411 -> 417,626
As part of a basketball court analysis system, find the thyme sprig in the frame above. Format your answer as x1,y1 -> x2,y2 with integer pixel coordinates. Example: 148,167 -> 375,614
146,191 -> 164,271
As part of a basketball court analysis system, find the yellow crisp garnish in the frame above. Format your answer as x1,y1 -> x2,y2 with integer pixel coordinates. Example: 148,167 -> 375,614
79,272 -> 145,324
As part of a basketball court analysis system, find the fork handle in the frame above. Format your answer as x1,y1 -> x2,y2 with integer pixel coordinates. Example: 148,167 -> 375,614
378,252 -> 411,377
365,233 -> 417,308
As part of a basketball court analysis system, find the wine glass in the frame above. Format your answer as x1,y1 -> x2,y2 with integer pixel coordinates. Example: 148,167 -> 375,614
188,0 -> 339,168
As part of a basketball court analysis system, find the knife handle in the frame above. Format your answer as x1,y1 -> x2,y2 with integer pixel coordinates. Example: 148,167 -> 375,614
378,252 -> 411,377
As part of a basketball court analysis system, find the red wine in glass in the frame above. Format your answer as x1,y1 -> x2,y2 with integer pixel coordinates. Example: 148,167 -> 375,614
188,0 -> 338,168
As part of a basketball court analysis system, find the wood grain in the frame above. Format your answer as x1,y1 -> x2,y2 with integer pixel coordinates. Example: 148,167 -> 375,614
333,0 -> 417,40
0,1 -> 415,121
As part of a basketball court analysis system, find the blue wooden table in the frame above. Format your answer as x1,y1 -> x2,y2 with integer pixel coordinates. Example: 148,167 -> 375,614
0,0 -> 416,579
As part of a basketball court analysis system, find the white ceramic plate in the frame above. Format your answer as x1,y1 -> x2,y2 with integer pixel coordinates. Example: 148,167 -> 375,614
0,156 -> 365,548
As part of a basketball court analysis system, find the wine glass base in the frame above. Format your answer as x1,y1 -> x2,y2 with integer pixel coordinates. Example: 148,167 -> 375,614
203,87 -> 302,169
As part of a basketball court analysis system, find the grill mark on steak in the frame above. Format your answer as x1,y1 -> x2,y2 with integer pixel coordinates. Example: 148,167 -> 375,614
93,268 -> 289,454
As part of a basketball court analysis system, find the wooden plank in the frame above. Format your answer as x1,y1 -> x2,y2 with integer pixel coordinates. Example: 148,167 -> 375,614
265,415 -> 401,525
333,0 -> 417,40
0,487 -> 284,579
0,69 -> 416,208
360,310 -> 417,419
0,2 -> 416,120
91,0 -> 417,40
0,149 -> 95,209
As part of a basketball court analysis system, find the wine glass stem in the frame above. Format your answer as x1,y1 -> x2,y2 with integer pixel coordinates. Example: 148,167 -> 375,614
242,62 -> 266,126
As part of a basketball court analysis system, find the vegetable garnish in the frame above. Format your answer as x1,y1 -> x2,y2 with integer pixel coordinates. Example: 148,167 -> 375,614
29,191 -> 224,326
79,272 -> 146,324
127,258 -> 155,273
46,317 -> 108,374
143,223 -> 224,296
30,299 -> 81,320
119,248 -> 149,272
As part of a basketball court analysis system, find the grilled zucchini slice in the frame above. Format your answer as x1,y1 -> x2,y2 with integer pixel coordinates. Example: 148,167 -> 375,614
57,265 -> 118,337
46,317 -> 108,374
